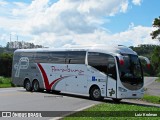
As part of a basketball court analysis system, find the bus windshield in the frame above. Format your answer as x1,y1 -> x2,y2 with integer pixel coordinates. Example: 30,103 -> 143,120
118,54 -> 143,90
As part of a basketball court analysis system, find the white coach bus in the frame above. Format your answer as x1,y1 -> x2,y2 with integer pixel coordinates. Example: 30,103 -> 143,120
12,45 -> 150,102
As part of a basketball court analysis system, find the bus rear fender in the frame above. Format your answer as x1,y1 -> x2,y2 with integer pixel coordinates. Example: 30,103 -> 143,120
89,84 -> 99,94
89,84 -> 104,101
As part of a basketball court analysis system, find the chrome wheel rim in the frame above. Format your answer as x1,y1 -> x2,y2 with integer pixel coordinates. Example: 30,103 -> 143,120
93,89 -> 101,98
26,82 -> 30,90
34,82 -> 39,91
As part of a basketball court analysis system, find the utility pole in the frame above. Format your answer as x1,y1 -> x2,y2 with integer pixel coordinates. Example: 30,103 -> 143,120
10,34 -> 11,42
9,34 -> 12,48
17,35 -> 18,41
17,35 -> 19,48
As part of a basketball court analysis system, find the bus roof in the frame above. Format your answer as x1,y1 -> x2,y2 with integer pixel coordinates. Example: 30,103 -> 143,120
14,45 -> 137,55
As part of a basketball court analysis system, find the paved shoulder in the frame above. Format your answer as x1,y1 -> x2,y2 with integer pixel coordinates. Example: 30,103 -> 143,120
0,87 -> 101,111
144,77 -> 158,87
145,80 -> 160,96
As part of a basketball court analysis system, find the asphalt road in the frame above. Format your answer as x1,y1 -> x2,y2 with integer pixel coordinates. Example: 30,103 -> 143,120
0,87 -> 101,119
0,87 -> 100,111
0,77 -> 159,120
144,77 -> 160,96
144,77 -> 158,87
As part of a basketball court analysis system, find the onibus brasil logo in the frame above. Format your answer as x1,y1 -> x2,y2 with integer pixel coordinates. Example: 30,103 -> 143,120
14,57 -> 29,77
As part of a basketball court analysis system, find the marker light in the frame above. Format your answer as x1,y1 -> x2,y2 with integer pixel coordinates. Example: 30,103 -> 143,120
117,54 -> 124,65
119,59 -> 124,65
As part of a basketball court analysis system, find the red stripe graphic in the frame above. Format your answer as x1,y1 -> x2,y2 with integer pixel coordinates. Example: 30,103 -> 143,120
38,63 -> 69,90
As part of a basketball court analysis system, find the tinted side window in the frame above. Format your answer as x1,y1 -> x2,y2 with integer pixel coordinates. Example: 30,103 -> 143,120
88,52 -> 108,74
35,52 -> 50,63
35,52 -> 67,64
35,51 -> 86,64
107,56 -> 117,80
68,51 -> 86,64
21,52 -> 35,62
49,52 -> 67,64
88,52 -> 117,80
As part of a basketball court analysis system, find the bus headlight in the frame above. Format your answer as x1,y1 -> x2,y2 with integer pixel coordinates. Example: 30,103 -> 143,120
141,88 -> 145,92
118,87 -> 127,92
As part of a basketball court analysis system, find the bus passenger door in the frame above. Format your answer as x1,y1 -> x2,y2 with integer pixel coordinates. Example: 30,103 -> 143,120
106,60 -> 117,98
106,77 -> 117,98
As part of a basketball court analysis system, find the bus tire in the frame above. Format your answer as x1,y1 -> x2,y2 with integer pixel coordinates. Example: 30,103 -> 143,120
112,98 -> 122,103
46,90 -> 51,93
24,80 -> 32,91
90,86 -> 103,101
52,90 -> 61,94
33,80 -> 40,92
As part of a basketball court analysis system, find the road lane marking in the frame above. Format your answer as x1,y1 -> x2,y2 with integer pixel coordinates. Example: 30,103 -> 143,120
0,89 -> 18,93
0,90 -> 65,98
49,104 -> 97,120
0,91 -> 33,97
144,77 -> 157,87
0,88 -> 24,93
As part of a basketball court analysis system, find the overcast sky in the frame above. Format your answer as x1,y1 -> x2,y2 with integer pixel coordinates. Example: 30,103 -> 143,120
0,0 -> 160,48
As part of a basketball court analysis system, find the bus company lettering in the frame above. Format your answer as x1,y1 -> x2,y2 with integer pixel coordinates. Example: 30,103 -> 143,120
51,65 -> 84,75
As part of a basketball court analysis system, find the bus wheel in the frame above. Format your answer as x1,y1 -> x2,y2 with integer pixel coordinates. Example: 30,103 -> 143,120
90,86 -> 103,101
24,80 -> 32,91
112,98 -> 122,103
46,90 -> 51,93
33,80 -> 40,92
52,90 -> 61,94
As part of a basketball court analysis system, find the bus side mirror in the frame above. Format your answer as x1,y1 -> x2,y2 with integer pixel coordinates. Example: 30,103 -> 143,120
138,56 -> 150,69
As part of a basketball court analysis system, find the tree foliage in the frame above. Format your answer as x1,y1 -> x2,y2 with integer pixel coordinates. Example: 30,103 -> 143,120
151,16 -> 160,41
130,45 -> 160,77
0,53 -> 13,77
151,46 -> 160,77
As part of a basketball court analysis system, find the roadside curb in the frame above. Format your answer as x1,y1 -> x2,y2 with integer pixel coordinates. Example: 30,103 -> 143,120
49,104 -> 96,120
123,99 -> 160,108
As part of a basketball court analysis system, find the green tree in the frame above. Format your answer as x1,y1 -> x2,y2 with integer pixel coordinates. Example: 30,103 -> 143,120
151,16 -> 160,41
0,53 -> 13,77
130,45 -> 159,76
150,16 -> 160,77
151,46 -> 160,77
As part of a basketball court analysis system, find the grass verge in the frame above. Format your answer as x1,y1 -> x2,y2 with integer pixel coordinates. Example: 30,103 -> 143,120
142,94 -> 160,104
64,103 -> 160,120
156,77 -> 160,82
0,77 -> 12,88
